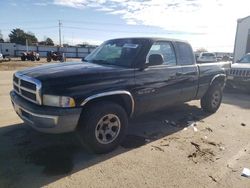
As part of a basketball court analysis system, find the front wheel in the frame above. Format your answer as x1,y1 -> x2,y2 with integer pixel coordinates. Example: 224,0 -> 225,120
77,102 -> 128,154
46,57 -> 51,62
201,84 -> 223,113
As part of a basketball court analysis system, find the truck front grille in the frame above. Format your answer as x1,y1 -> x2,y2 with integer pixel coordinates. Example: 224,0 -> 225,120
229,69 -> 250,77
13,73 -> 42,105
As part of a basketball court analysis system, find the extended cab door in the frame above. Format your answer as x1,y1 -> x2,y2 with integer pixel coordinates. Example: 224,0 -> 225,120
133,41 -> 183,115
174,42 -> 199,102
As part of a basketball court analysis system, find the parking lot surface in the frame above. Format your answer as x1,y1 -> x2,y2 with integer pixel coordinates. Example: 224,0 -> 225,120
1,70 -> 250,188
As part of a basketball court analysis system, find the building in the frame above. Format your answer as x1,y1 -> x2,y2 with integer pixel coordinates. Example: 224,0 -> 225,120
233,15 -> 250,62
0,43 -> 16,56
0,43 -> 97,58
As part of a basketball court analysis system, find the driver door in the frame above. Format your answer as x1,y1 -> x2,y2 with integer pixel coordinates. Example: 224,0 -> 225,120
133,41 -> 183,115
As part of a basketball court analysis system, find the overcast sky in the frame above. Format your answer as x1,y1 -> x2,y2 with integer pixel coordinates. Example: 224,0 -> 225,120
1,0 -> 250,52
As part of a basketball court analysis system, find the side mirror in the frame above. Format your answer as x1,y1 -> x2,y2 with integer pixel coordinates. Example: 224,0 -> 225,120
147,54 -> 164,66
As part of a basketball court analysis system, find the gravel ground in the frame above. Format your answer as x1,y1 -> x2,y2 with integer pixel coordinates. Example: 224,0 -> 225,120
0,58 -> 81,71
0,69 -> 250,188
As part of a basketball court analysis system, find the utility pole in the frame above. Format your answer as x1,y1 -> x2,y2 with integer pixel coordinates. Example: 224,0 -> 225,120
26,39 -> 28,52
58,20 -> 62,47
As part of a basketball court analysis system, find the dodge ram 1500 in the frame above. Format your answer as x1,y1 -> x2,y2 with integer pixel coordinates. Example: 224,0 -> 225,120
10,37 -> 230,153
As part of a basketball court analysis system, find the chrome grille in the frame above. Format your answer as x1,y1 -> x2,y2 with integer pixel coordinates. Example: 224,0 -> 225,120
13,73 -> 42,105
229,69 -> 250,77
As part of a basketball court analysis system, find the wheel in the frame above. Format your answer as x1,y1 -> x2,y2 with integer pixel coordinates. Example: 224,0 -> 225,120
21,56 -> 26,61
36,57 -> 40,61
30,56 -> 35,61
46,58 -> 51,62
77,101 -> 128,154
201,83 -> 223,113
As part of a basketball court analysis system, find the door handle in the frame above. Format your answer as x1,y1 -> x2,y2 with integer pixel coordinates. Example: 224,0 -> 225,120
176,72 -> 183,76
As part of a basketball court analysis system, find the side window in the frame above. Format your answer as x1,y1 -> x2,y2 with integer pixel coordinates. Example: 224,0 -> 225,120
146,41 -> 176,65
176,42 -> 195,65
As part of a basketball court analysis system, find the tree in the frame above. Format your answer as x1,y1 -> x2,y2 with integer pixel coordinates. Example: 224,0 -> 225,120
26,31 -> 38,45
45,37 -> 54,46
0,30 -> 4,42
196,48 -> 208,53
9,28 -> 38,45
38,37 -> 54,46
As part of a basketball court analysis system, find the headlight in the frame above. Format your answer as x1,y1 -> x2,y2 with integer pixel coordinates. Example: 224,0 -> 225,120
43,95 -> 76,107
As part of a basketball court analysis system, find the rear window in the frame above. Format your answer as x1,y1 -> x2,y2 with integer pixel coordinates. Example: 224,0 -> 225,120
175,42 -> 195,65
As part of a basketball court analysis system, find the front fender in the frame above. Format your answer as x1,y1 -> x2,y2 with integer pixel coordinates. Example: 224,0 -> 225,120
80,90 -> 135,117
210,74 -> 226,86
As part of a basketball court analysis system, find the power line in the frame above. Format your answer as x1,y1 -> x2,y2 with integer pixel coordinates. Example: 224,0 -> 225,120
62,26 -> 201,35
62,19 -> 133,27
0,26 -> 57,31
0,20 -> 57,24
0,19 -> 205,35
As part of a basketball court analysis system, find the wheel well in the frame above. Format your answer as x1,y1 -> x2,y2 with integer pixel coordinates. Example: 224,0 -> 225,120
210,75 -> 226,87
81,94 -> 133,117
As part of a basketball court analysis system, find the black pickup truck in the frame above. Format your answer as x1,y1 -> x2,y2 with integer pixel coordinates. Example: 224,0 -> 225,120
10,37 -> 230,153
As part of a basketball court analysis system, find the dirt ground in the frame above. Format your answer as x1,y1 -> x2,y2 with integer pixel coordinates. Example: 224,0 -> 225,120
1,67 -> 250,188
0,58 -> 81,71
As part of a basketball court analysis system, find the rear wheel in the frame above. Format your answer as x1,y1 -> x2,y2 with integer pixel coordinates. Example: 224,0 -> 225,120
77,102 -> 128,154
21,56 -> 26,61
46,57 -> 51,62
30,56 -> 35,61
201,83 -> 223,113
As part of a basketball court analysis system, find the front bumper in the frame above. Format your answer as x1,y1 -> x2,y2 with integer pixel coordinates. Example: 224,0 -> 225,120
226,76 -> 250,91
10,90 -> 82,133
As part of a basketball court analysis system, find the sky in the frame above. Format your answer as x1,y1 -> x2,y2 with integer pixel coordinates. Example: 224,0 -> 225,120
0,0 -> 250,52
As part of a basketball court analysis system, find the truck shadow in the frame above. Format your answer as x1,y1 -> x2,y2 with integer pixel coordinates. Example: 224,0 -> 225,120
0,103 -> 210,187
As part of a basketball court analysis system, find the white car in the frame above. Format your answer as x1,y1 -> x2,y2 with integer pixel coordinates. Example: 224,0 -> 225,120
197,52 -> 217,63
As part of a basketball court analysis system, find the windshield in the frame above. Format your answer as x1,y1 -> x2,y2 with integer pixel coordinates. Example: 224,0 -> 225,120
239,54 -> 250,63
85,39 -> 142,68
202,53 -> 215,57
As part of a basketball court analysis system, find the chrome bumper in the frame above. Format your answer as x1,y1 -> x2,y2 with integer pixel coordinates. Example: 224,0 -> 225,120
10,90 -> 82,134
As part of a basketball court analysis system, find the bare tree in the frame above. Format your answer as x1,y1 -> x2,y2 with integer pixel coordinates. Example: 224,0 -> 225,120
0,30 -> 4,42
196,48 -> 208,53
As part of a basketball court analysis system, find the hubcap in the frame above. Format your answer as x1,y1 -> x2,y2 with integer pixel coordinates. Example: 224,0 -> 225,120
95,114 -> 121,144
211,90 -> 221,108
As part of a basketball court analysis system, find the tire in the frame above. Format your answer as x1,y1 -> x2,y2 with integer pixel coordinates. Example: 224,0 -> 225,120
21,56 -> 26,61
201,83 -> 223,113
47,58 -> 51,62
77,101 -> 128,154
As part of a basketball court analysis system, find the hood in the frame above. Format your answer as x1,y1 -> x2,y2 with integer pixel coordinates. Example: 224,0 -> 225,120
231,63 -> 250,69
16,61 -> 134,96
17,61 -> 123,81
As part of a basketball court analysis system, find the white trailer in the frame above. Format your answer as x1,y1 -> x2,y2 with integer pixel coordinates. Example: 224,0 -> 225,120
0,43 -> 16,56
233,15 -> 250,62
